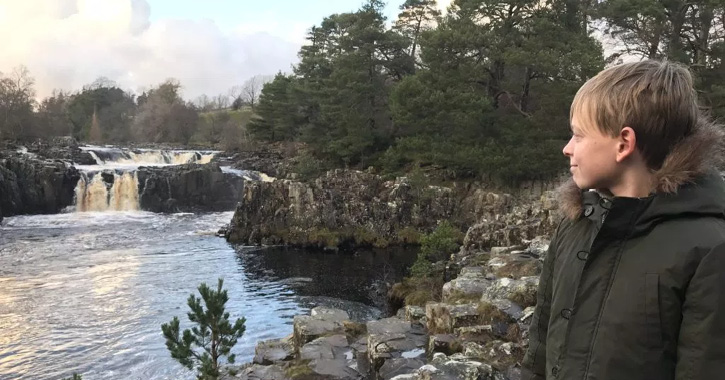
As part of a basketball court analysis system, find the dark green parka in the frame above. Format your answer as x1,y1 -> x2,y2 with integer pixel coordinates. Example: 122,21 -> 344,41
523,122 -> 725,380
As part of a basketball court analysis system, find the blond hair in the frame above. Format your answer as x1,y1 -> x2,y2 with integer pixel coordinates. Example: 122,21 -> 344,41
571,60 -> 700,169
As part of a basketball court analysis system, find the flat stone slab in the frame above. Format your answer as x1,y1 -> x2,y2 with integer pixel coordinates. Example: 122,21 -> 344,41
300,334 -> 351,361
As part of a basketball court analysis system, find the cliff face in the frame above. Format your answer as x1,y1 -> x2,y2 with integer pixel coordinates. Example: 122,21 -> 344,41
136,163 -> 246,213
0,156 -> 81,222
225,169 -> 560,249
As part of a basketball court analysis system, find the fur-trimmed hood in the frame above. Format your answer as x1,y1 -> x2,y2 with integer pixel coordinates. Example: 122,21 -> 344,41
557,119 -> 725,220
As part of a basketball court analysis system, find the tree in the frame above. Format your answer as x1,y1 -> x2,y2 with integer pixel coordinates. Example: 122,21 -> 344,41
66,80 -> 135,142
132,79 -> 198,144
594,0 -> 725,115
248,73 -> 300,141
0,66 -> 36,141
240,75 -> 273,110
37,90 -> 74,137
394,0 -> 441,66
162,278 -> 246,380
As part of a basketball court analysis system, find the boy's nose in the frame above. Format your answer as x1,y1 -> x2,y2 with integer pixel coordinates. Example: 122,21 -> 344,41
563,137 -> 574,157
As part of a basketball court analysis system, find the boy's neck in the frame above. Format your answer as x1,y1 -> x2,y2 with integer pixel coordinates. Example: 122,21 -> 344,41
607,165 -> 656,198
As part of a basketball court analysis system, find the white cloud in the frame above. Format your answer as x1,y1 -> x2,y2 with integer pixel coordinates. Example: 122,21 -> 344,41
0,0 -> 300,100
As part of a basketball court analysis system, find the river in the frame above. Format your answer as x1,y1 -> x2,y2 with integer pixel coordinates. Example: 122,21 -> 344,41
0,147 -> 416,380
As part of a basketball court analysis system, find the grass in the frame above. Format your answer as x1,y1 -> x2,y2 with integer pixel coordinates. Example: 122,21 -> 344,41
476,302 -> 511,325
508,289 -> 538,308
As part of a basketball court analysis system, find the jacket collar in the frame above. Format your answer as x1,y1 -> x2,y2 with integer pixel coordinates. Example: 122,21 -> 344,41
557,119 -> 725,220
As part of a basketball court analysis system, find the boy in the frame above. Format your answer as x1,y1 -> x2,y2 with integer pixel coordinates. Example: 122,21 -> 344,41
522,60 -> 725,380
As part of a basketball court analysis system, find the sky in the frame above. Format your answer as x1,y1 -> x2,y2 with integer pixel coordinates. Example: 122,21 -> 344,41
0,0 -> 452,101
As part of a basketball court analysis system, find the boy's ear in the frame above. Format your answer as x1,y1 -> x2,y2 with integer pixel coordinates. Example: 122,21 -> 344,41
616,126 -> 637,163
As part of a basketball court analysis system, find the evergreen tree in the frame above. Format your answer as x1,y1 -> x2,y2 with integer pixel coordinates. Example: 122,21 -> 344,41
161,278 -> 246,380
394,0 -> 441,66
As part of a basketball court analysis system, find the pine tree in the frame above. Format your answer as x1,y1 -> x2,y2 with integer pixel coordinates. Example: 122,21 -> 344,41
394,0 -> 441,65
161,278 -> 246,380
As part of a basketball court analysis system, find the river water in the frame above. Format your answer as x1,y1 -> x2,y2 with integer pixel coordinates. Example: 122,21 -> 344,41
0,211 -> 416,380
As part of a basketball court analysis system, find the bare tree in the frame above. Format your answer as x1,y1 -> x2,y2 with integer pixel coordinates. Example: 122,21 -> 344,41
241,75 -> 273,110
213,93 -> 230,110
0,66 -> 36,140
194,94 -> 214,112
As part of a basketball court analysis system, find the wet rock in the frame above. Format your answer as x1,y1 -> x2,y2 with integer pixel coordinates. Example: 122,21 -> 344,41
254,335 -> 295,365
137,163 -> 245,212
0,157 -> 80,218
426,303 -> 481,334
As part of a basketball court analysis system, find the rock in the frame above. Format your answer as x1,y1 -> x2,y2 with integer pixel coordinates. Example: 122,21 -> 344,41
307,358 -> 364,379
403,306 -> 426,324
412,352 -> 498,380
454,325 -> 497,344
526,236 -> 550,259
442,267 -> 491,303
379,358 -> 427,380
293,307 -> 350,348
426,303 -> 482,334
300,334 -> 351,360
254,335 -> 295,365
0,157 -> 80,218
428,334 -> 460,356
367,318 -> 427,375
312,307 -> 351,322
222,364 -> 287,380
488,254 -> 542,280
137,163 -> 245,212
462,341 -> 526,372
480,277 -> 539,309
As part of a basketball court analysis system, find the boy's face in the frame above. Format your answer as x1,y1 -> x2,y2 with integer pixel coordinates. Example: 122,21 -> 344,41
563,110 -> 622,191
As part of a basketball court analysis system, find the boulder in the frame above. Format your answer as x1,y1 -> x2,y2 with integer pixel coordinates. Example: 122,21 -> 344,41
480,277 -> 539,309
426,303 -> 481,334
254,335 -> 295,365
442,267 -> 491,303
367,318 -> 427,376
293,307 -> 350,348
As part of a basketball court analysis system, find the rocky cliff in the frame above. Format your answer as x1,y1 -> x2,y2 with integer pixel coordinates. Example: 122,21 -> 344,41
0,156 -> 81,222
137,163 -> 246,213
224,169 -> 558,250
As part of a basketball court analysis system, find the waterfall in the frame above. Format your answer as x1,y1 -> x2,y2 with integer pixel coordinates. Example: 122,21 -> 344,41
72,147 -> 219,213
75,172 -> 139,212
